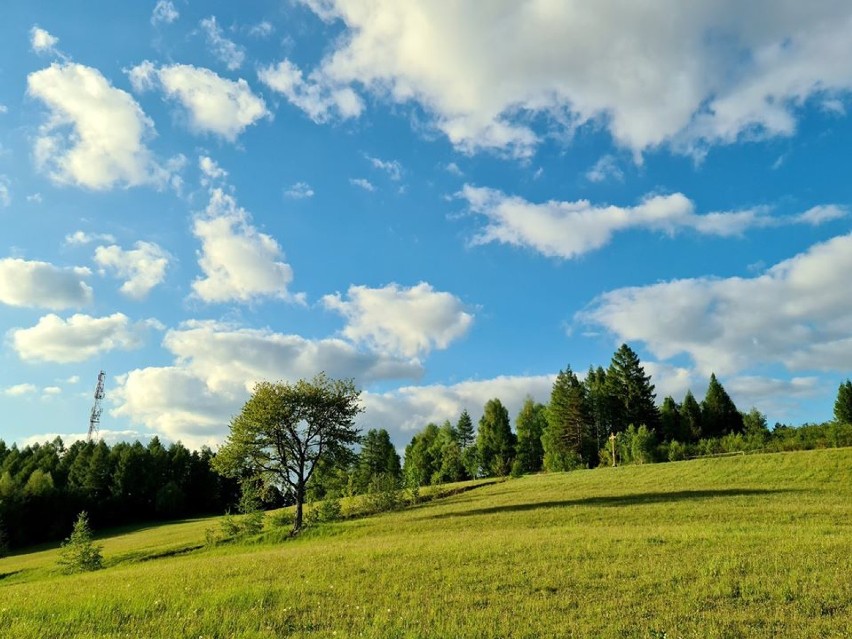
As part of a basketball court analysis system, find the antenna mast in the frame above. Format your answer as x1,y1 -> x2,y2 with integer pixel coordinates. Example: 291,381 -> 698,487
88,370 -> 106,442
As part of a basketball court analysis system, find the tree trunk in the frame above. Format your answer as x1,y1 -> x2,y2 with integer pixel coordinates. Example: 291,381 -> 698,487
293,483 -> 305,533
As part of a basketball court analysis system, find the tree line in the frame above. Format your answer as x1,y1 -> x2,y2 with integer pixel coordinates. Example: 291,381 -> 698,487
0,437 -> 239,553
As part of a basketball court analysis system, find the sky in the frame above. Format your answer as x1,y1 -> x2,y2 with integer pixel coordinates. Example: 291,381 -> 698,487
1,0 -> 851,450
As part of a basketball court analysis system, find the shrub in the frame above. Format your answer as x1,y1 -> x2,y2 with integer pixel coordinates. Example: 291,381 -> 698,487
57,512 -> 103,574
220,512 -> 242,538
667,440 -> 688,462
241,510 -> 265,536
364,474 -> 402,513
317,497 -> 343,522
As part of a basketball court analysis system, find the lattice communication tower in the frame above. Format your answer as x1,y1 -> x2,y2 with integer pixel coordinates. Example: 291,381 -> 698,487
88,370 -> 106,442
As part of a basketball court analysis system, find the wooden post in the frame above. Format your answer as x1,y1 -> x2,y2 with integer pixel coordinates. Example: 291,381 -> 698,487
609,432 -> 617,467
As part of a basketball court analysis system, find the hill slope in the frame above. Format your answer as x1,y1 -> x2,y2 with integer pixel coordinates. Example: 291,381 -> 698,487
2,448 -> 851,638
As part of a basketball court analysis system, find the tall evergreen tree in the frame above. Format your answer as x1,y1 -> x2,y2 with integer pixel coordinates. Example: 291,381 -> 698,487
701,374 -> 744,438
659,396 -> 683,442
544,366 -> 592,470
456,410 -> 475,449
606,344 -> 660,434
680,390 -> 703,442
514,397 -> 547,473
476,399 -> 515,477
585,366 -> 615,451
355,429 -> 401,492
834,379 -> 852,424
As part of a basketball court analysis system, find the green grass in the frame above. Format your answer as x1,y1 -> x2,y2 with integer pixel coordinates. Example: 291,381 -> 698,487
2,448 -> 851,638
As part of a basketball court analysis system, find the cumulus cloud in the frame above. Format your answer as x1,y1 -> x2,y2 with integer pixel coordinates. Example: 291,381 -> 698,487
579,233 -> 852,376
27,63 -> 165,190
349,178 -> 375,192
64,230 -> 117,246
10,312 -> 151,363
0,258 -> 92,309
284,182 -> 314,199
191,188 -> 297,303
286,1 -> 852,157
198,155 -> 227,183
258,59 -> 363,122
362,375 -> 556,439
461,185 -> 843,259
3,383 -> 37,397
200,16 -> 245,70
30,26 -> 59,55
151,0 -> 179,26
130,62 -> 269,141
586,155 -> 623,183
94,241 -> 170,299
323,282 -> 474,359
112,320 -> 423,446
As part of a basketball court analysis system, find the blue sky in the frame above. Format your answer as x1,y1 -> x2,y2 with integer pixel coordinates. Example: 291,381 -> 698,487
1,0 -> 851,449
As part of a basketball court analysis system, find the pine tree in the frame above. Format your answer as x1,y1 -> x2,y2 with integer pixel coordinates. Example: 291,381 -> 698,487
659,396 -> 683,442
456,410 -> 475,449
476,399 -> 515,477
680,390 -> 703,442
356,429 -> 401,492
544,366 -> 592,470
834,379 -> 852,424
514,396 -> 546,473
606,344 -> 660,434
585,366 -> 615,451
58,511 -> 103,574
701,374 -> 744,438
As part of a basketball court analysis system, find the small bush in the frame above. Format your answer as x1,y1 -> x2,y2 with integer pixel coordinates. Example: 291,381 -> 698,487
241,510 -> 265,536
364,474 -> 402,513
317,497 -> 342,522
58,511 -> 103,574
220,512 -> 242,538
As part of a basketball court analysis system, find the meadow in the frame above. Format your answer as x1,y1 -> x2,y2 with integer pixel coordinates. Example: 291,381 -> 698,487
1,448 -> 850,638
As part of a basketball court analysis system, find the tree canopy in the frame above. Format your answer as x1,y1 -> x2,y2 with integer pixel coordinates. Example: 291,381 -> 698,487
213,374 -> 363,532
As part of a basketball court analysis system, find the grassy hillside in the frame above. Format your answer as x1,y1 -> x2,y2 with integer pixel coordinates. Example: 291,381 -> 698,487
1,448 -> 850,638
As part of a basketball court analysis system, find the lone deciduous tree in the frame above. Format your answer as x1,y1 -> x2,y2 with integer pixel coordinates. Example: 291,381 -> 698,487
213,374 -> 363,533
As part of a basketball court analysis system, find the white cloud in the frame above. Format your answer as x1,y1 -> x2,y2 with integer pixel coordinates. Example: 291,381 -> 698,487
0,176 -> 10,207
64,230 -> 116,246
30,26 -> 59,55
198,155 -> 228,183
580,233 -> 852,376
151,0 -> 179,25
3,383 -> 37,397
27,63 -> 165,190
94,241 -> 170,299
131,62 -> 269,141
794,204 -> 847,225
10,312 -> 150,363
726,375 -> 821,414
363,374 -> 555,439
284,182 -> 314,199
112,320 -> 423,446
0,105 -> 8,114
27,193 -> 43,204
289,1 -> 852,158
323,283 -> 473,359
0,258 -> 92,309
461,185 -> 843,260
192,188 -> 297,303
366,155 -> 402,180
249,21 -> 274,38
200,16 -> 246,71
586,155 -> 623,183
258,59 -> 363,122
42,386 -> 62,396
349,178 -> 375,192
66,375 -> 80,384
445,162 -> 463,177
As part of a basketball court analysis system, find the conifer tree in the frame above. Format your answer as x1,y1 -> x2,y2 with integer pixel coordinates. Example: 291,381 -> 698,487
58,511 -> 103,574
606,344 -> 660,434
680,390 -> 703,442
544,366 -> 592,470
476,399 -> 515,476
585,366 -> 615,451
834,379 -> 852,424
701,374 -> 744,438
456,410 -> 475,449
659,396 -> 683,442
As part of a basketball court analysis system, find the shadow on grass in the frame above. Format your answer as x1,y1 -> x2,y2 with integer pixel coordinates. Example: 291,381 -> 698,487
430,488 -> 795,519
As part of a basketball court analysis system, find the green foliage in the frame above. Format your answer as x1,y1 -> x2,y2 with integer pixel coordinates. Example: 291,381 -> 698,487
316,496 -> 343,522
355,429 -> 401,493
701,374 -> 744,438
606,344 -> 660,434
57,511 -> 103,574
514,396 -> 546,473
680,390 -> 703,443
23,469 -> 55,497
456,409 -> 475,450
742,408 -> 770,447
0,514 -> 8,558
476,398 -> 516,476
544,366 -> 592,469
834,379 -> 852,424
660,396 -> 687,442
213,373 -> 363,533
363,473 -> 402,513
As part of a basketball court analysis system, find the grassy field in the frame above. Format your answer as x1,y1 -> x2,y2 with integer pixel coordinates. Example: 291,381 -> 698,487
1,448 -> 850,638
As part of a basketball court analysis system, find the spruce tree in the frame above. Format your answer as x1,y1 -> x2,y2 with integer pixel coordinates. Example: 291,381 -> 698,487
606,344 -> 660,434
834,380 -> 852,424
701,374 -> 744,438
476,399 -> 515,477
585,366 -> 615,451
456,410 -> 475,449
659,396 -> 683,442
680,390 -> 703,442
58,511 -> 103,574
514,396 -> 546,473
544,366 -> 592,470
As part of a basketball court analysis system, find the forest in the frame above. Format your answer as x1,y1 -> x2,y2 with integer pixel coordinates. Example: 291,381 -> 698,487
2,344 -> 851,553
